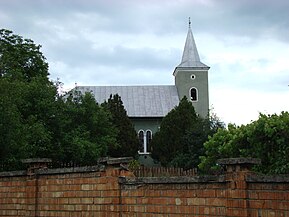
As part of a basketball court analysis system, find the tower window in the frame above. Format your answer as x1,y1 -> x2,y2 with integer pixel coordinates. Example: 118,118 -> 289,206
191,74 -> 196,80
190,87 -> 198,101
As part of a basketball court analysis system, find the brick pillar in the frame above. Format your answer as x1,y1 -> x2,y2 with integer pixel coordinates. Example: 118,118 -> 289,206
25,177 -> 37,217
21,158 -> 52,217
217,158 -> 261,217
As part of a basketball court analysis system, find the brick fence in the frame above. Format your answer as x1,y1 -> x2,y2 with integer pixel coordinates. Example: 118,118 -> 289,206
0,157 -> 288,217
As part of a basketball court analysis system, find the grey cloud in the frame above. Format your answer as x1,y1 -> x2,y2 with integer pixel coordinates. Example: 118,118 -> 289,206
3,0 -> 289,42
210,59 -> 288,93
42,29 -> 179,70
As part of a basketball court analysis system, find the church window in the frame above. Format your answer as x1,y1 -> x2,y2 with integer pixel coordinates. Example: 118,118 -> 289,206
138,130 -> 144,153
191,74 -> 196,80
190,87 -> 198,101
146,130 -> 152,152
138,129 -> 152,154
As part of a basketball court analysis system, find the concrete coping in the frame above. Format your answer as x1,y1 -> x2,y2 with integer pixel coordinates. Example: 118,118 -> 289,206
217,158 -> 261,166
217,158 -> 261,172
0,165 -> 106,177
20,157 -> 132,166
0,170 -> 26,177
98,157 -> 134,165
36,165 -> 105,175
21,158 -> 52,164
119,175 -> 226,185
246,174 -> 289,183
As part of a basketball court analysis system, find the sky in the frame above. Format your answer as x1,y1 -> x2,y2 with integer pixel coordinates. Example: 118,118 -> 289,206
1,0 -> 289,126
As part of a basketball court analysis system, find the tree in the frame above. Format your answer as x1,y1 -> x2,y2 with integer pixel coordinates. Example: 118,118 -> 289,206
199,112 -> 289,174
0,29 -> 49,82
151,96 -> 223,169
102,94 -> 139,157
53,91 -> 118,164
0,29 -> 119,169
0,29 -> 56,168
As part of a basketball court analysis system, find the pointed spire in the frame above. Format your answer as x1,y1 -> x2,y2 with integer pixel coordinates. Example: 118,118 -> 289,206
177,19 -> 208,68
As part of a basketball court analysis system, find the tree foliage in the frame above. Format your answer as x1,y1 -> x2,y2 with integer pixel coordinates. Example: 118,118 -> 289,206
151,96 -> 223,169
102,94 -> 139,157
0,29 -> 49,82
0,29 -> 56,168
52,91 -> 118,164
0,29 -> 119,169
199,112 -> 289,174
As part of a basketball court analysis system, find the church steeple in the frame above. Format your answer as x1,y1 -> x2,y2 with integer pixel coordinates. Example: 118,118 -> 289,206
173,19 -> 210,118
177,19 -> 209,69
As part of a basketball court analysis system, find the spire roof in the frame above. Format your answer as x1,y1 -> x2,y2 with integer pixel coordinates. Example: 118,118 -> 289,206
177,24 -> 209,68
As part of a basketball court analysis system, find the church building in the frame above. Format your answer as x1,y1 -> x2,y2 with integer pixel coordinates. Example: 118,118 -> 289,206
75,24 -> 210,159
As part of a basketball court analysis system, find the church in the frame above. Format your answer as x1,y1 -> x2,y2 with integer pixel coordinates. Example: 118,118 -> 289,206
75,24 -> 210,160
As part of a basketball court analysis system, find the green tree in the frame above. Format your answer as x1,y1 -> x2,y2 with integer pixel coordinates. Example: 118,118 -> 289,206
0,29 -> 49,82
0,29 -> 56,167
54,91 -> 118,164
151,96 -> 223,169
199,112 -> 289,174
0,80 -> 24,163
0,29 -> 119,169
102,94 -> 139,157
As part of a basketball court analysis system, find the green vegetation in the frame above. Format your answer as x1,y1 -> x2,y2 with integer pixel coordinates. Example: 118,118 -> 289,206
0,29 -> 136,170
53,90 -> 118,164
0,29 -> 57,168
102,94 -> 139,157
151,97 -> 224,169
199,112 -> 289,174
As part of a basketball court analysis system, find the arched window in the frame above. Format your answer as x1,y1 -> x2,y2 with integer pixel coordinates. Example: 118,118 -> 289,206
146,130 -> 152,152
190,87 -> 198,101
138,130 -> 144,153
138,129 -> 153,154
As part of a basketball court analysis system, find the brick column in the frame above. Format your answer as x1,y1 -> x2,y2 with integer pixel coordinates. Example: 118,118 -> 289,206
21,158 -> 52,217
217,158 -> 261,217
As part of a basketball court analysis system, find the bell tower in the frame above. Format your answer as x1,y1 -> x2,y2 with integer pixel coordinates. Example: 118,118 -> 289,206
173,20 -> 210,118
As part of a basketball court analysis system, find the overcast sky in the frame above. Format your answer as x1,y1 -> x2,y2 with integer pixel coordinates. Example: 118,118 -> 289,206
1,0 -> 289,125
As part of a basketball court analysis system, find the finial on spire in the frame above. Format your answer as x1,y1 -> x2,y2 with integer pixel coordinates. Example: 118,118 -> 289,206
188,17 -> 191,29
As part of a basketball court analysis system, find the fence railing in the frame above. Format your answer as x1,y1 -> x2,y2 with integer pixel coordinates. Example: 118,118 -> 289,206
47,161 -> 86,168
132,165 -> 198,177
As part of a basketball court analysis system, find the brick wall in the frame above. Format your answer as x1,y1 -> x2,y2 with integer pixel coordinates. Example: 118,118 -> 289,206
119,176 -> 227,216
0,172 -> 27,216
247,175 -> 289,217
0,158 -> 288,217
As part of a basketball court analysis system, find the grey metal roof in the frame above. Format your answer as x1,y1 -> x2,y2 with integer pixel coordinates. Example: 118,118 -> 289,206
76,85 -> 180,118
177,27 -> 209,69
